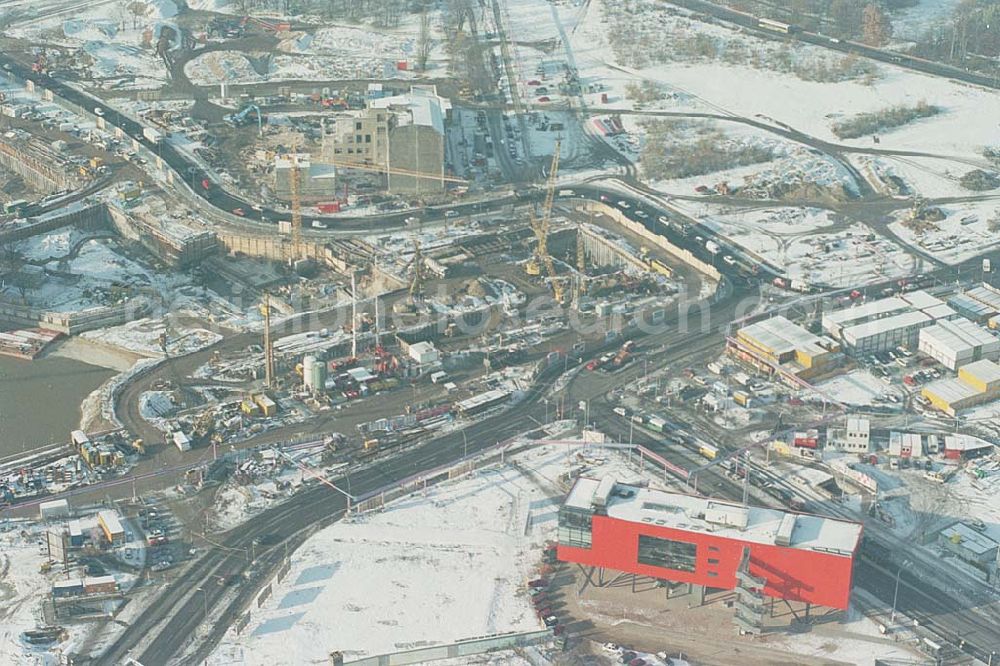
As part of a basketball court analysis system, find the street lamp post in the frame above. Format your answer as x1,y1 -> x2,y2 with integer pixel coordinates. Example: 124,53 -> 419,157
197,586 -> 208,619
891,559 -> 910,623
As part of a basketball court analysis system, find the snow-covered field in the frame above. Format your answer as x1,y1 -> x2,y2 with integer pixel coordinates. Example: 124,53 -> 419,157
892,0 -> 962,41
696,212 -> 918,287
208,442 -> 658,665
81,318 -> 222,357
4,0 -> 176,88
889,200 -> 1000,265
816,369 -> 904,406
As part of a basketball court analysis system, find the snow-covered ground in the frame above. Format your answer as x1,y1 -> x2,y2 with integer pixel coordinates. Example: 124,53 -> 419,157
892,0 -> 961,42
567,0 -> 997,197
207,442 -> 661,665
81,318 -> 222,357
691,211 -> 918,287
816,369 -> 905,406
889,199 -> 1000,265
0,517 -> 143,664
4,0 -> 177,88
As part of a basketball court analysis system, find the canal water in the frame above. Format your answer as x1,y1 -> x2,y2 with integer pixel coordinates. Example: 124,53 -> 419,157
0,354 -> 114,457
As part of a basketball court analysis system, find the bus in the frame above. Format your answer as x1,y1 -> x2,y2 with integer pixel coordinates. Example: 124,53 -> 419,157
649,258 -> 673,278
758,18 -> 796,34
698,443 -> 719,460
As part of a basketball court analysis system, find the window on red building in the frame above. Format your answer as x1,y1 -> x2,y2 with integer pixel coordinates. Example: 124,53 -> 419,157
637,534 -> 697,572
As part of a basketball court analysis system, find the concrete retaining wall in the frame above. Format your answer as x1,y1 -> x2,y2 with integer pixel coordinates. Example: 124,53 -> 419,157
0,201 -> 109,244
343,629 -> 554,665
581,201 -> 721,281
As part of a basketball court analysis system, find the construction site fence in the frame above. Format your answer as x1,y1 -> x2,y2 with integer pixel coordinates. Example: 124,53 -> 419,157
342,629 -> 554,666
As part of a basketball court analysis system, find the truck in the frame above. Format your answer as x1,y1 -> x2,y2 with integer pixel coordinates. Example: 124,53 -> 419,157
173,431 -> 192,452
143,126 -> 162,144
705,240 -> 720,255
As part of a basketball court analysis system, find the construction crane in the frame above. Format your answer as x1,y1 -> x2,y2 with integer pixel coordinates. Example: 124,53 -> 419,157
408,239 -> 425,302
317,157 -> 469,185
527,141 -> 564,303
287,149 -> 303,262
260,293 -> 275,389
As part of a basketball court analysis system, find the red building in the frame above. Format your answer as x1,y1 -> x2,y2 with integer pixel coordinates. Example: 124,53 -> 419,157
557,477 -> 862,610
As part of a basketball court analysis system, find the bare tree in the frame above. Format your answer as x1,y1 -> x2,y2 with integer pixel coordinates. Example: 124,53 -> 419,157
417,8 -> 432,71
861,3 -> 892,47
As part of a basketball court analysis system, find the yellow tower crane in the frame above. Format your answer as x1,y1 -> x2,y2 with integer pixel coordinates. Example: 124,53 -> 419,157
527,140 -> 564,303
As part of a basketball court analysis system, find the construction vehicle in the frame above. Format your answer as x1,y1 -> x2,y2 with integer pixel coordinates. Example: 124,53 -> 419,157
224,104 -> 264,135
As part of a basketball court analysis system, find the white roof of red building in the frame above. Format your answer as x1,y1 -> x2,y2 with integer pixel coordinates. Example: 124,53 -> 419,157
564,477 -> 862,557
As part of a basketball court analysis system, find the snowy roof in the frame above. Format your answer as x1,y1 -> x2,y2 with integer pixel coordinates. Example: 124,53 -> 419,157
347,367 -> 376,383
824,297 -> 909,327
924,304 -> 957,321
740,316 -> 833,356
961,358 -> 1000,384
370,86 -> 449,135
97,509 -> 123,535
966,285 -> 1000,311
842,311 -> 931,343
900,290 -> 944,310
943,434 -> 993,453
846,417 -> 869,434
940,522 -> 999,555
564,478 -> 862,556
53,579 -> 83,589
84,574 -> 117,587
923,377 -> 980,404
410,341 -> 437,354
919,318 -> 1000,354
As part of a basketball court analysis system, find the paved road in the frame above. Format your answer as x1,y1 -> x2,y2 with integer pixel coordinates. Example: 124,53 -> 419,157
100,278 -> 753,664
661,0 -> 1000,92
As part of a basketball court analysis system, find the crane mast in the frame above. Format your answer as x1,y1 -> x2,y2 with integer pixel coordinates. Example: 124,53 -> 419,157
529,140 -> 564,303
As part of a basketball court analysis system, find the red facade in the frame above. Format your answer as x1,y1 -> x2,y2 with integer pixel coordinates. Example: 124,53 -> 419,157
558,514 -> 857,610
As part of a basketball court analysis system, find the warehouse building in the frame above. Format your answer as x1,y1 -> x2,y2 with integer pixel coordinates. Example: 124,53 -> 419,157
922,359 -> 1000,416
948,284 -> 1000,324
918,318 -> 1000,370
841,310 -> 933,355
823,296 -> 911,339
97,509 -> 125,546
943,434 -> 994,460
826,417 -> 871,453
557,476 -> 862,610
729,315 -> 841,381
823,291 -> 953,353
937,522 -> 999,566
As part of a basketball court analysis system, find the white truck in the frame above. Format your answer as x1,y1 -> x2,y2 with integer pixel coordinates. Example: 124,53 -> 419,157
143,126 -> 162,144
705,240 -> 720,255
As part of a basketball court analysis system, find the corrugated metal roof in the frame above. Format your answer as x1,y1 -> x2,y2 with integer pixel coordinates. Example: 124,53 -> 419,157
920,318 -> 1000,354
923,377 -> 979,404
824,297 -> 909,327
962,359 -> 1000,384
842,311 -> 931,343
